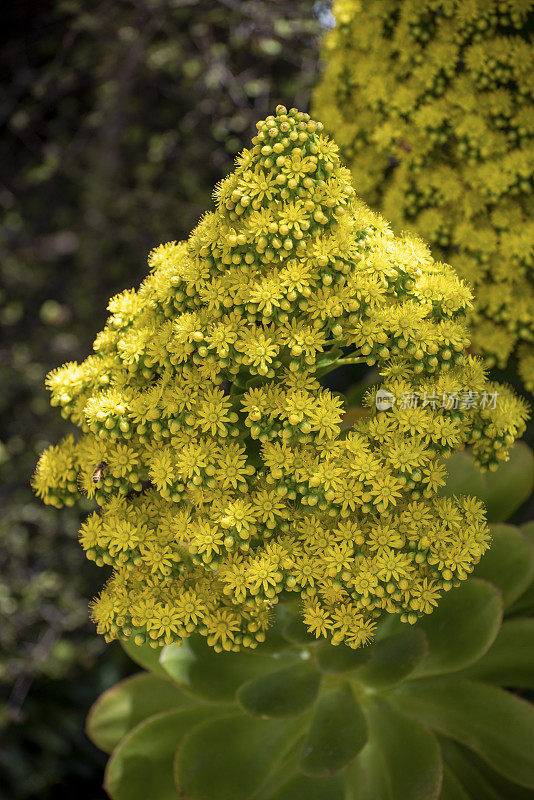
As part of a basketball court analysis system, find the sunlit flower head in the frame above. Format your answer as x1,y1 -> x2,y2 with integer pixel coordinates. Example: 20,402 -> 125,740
34,106 -> 528,653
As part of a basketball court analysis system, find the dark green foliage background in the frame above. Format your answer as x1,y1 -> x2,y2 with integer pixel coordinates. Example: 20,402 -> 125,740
0,2 -> 322,796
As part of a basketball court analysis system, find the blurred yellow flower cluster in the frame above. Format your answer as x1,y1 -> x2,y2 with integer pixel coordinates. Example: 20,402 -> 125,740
33,107 -> 528,653
314,0 -> 534,391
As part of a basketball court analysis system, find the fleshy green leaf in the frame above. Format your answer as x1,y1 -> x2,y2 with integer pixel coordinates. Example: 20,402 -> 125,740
442,740 -> 534,800
314,641 -> 371,674
482,442 -> 534,522
86,672 -> 193,754
355,628 -> 428,688
457,618 -> 534,687
258,612 -> 294,653
104,706 -> 224,800
440,444 -> 534,523
282,614 -> 320,645
440,451 -> 486,500
175,712 -> 304,800
463,748 -> 532,800
507,580 -> 534,616
345,742 -> 389,800
439,766 -> 470,800
299,682 -> 367,776
393,679 -> 534,788
159,636 -> 299,702
363,696 -> 442,800
412,579 -> 502,677
507,525 -> 534,616
121,638 -> 169,678
440,738 -> 502,800
374,613 -> 406,640
237,660 -> 321,718
473,524 -> 534,607
270,772 -> 345,800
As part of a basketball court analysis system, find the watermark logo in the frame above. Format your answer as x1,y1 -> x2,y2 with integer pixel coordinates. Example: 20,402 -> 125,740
376,389 -> 498,411
375,389 -> 396,411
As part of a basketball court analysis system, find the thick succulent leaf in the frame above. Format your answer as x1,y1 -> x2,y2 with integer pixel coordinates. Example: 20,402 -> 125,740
355,628 -> 428,688
345,743 -> 389,800
314,641 -> 371,674
412,579 -> 502,677
282,614 -> 321,645
257,613 -> 294,654
251,750 -> 303,800
393,679 -> 534,788
361,696 -> 443,800
374,613 -> 407,640
507,523 -> 534,616
440,444 -> 534,522
104,706 -> 224,800
456,618 -> 534,687
441,738 -> 534,800
121,638 -> 168,678
245,603 -> 298,654
508,580 -> 534,616
269,772 -> 345,800
175,712 -> 305,800
482,442 -> 534,522
237,660 -> 321,718
473,524 -> 534,607
440,451 -> 486,501
474,764 -> 534,799
160,635 -> 299,702
439,767 -> 469,800
440,738 -> 502,800
86,672 -> 193,754
299,682 -> 367,776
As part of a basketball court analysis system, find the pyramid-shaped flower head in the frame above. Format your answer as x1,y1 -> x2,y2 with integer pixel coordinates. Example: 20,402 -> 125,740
33,106 -> 528,652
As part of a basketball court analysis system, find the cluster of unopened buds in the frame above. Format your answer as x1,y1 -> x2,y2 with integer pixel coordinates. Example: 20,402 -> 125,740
33,106 -> 528,653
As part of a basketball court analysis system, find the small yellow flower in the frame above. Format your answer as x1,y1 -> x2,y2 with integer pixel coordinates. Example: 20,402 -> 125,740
302,601 -> 331,638
205,609 -> 241,651
147,604 -> 183,643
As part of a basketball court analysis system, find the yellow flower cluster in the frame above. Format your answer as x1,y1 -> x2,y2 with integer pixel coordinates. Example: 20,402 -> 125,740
313,0 -> 534,391
33,106 -> 528,653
